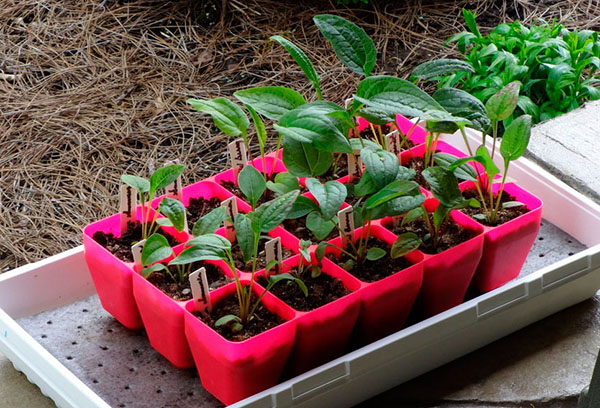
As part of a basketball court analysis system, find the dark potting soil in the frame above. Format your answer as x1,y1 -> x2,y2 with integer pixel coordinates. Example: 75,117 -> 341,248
186,196 -> 222,230
147,261 -> 231,301
318,154 -> 348,182
92,221 -> 180,263
282,217 -> 337,242
219,179 -> 276,206
389,217 -> 477,254
327,238 -> 412,283
195,291 -> 284,342
461,189 -> 530,227
231,239 -> 294,272
404,156 -> 431,189
259,269 -> 350,311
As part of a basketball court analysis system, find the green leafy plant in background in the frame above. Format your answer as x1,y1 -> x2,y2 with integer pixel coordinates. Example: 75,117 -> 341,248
417,8 -> 600,124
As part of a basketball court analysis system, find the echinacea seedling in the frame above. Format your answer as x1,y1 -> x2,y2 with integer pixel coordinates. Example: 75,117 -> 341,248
121,164 -> 185,240
170,190 -> 305,331
392,167 -> 476,252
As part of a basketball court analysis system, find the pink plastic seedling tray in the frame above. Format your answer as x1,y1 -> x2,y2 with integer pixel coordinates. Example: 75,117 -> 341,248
2,127 -> 600,408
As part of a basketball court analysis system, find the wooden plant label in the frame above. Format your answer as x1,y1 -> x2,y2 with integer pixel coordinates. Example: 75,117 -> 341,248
344,97 -> 353,109
347,152 -> 362,181
120,184 -> 137,234
164,159 -> 183,202
228,138 -> 248,180
221,197 -> 238,241
337,206 -> 355,247
265,237 -> 283,277
385,130 -> 402,156
131,239 -> 146,269
189,267 -> 212,313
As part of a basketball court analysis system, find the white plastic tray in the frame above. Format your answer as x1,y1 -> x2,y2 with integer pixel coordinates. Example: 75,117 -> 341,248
2,129 -> 600,408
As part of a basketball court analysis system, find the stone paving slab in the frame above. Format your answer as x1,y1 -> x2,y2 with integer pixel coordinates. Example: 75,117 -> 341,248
0,352 -> 55,408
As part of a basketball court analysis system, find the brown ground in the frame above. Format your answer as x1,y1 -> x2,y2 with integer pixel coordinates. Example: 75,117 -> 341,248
1,0 -> 599,271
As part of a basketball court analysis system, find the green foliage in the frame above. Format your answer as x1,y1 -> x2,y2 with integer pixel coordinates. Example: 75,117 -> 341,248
434,10 -> 600,123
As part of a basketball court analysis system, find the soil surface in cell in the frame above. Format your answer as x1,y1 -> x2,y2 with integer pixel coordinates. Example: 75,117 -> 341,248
231,239 -> 294,272
282,217 -> 337,242
196,292 -> 284,341
461,189 -> 530,226
92,221 -> 180,262
186,196 -> 222,230
404,156 -> 432,189
259,269 -> 350,311
389,217 -> 478,254
318,154 -> 348,182
148,261 -> 231,301
327,237 -> 412,283
220,177 -> 277,206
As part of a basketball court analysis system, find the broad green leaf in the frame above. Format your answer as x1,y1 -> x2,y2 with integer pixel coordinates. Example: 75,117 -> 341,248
500,114 -> 531,162
503,201 -> 524,209
281,138 -> 333,177
246,104 -> 267,150
187,97 -> 249,137
192,206 -> 228,236
396,166 -> 417,181
412,59 -> 474,80
486,81 -> 521,121
234,86 -> 306,121
364,180 -> 420,209
434,152 -> 478,181
267,273 -> 308,297
234,213 -> 255,263
311,265 -> 322,278
288,195 -> 320,219
391,233 -> 421,258
421,109 -> 472,127
367,194 -> 425,220
141,233 -> 173,266
356,107 -> 395,125
402,207 -> 424,226
270,35 -> 322,98
422,167 -> 465,208
432,88 -> 492,134
433,205 -> 451,231
315,241 -> 328,261
361,147 -> 399,189
313,14 -> 376,76
266,173 -> 300,196
305,178 -> 347,220
306,212 -> 336,240
255,190 -> 300,233
186,234 -> 232,250
238,165 -> 266,209
354,75 -> 443,118
366,247 -> 387,261
121,175 -> 150,193
155,218 -> 174,227
354,170 -> 377,196
215,314 -> 241,327
475,145 -> 500,179
170,246 -> 225,264
158,197 -> 186,232
141,263 -> 166,279
299,239 -> 312,263
149,164 -> 185,195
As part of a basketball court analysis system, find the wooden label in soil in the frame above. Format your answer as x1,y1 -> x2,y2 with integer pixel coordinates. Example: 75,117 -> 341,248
265,237 -> 283,277
221,197 -> 238,241
347,152 -> 362,181
228,138 -> 248,180
338,206 -> 355,247
131,239 -> 146,268
385,130 -> 402,156
164,159 -> 183,202
119,184 -> 138,234
190,267 -> 212,313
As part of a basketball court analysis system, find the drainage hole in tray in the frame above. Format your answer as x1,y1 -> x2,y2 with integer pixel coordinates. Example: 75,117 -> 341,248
156,389 -> 162,394
129,367 -> 135,372
132,349 -> 140,354
92,379 -> 99,384
124,385 -> 130,390
77,325 -> 83,329
100,346 -> 109,351
71,341 -> 77,345
46,320 -> 52,325
539,253 -> 545,257
538,236 -> 544,241
66,356 -> 73,360
82,308 -> 88,313
160,370 -> 166,375
107,328 -> 114,333
187,391 -> 194,397
569,252 -> 575,256
98,363 -> 103,367
41,334 -> 47,339
118,404 -> 126,408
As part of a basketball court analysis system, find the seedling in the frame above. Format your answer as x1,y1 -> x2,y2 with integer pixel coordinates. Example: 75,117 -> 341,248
121,164 -> 185,240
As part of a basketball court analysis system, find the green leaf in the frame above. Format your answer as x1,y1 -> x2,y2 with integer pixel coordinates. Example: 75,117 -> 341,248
186,234 -> 232,250
234,86 -> 306,121
361,147 -> 399,189
433,205 -> 451,231
215,314 -> 241,327
315,241 -> 328,261
311,265 -> 322,278
463,9 -> 482,38
486,81 -> 521,121
281,138 -> 333,177
149,164 -> 185,196
255,190 -> 301,233
305,178 -> 347,220
500,114 -> 531,162
434,152 -> 478,181
391,233 -> 421,258
141,233 -> 173,266
364,180 -> 421,210
270,36 -> 321,98
306,212 -> 337,240
246,104 -> 267,151
432,88 -> 491,134
475,145 -> 500,179
158,197 -> 186,232
412,59 -> 474,80
299,239 -> 312,263
187,97 -> 249,138
288,195 -> 320,219
366,247 -> 387,261
192,206 -> 229,236
266,173 -> 300,196
422,167 -> 465,208
234,213 -> 255,263
368,194 -> 425,220
402,207 -> 424,226
121,175 -> 150,194
141,263 -> 166,279
313,14 -> 376,76
267,273 -> 308,297
155,218 -> 174,227
354,75 -> 444,118
170,245 -> 225,265
503,201 -> 524,209
354,170 -> 378,196
238,165 -> 266,209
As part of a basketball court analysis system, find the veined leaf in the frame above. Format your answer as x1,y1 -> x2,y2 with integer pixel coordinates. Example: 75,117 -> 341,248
187,97 -> 249,138
288,195 -> 319,219
234,86 -> 306,121
305,178 -> 347,220
281,138 -> 333,177
306,212 -> 336,240
255,190 -> 300,232
158,197 -> 186,232
246,104 -> 267,151
486,81 -> 521,121
412,59 -> 474,80
422,167 -> 465,208
192,206 -> 229,236
141,233 -> 173,266
500,114 -> 531,162
270,36 -> 322,98
234,213 -> 255,263
433,88 -> 491,134
121,175 -> 150,194
391,232 -> 421,258
238,165 -> 266,209
361,147 -> 399,190
149,164 -> 185,195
